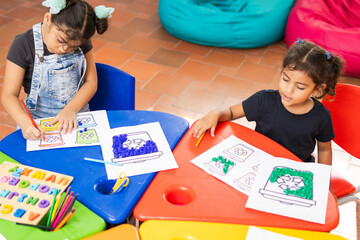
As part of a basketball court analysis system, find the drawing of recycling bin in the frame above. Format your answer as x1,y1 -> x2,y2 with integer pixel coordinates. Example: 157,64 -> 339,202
77,114 -> 97,128
39,132 -> 65,147
75,129 -> 100,144
259,166 -> 316,207
111,132 -> 162,165
223,143 -> 254,163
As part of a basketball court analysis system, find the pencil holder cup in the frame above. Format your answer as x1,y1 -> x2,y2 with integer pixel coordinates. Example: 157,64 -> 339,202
94,177 -> 117,195
163,184 -> 196,205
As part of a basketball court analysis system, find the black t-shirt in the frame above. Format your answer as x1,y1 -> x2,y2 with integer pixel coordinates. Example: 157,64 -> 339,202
242,90 -> 334,162
7,27 -> 93,94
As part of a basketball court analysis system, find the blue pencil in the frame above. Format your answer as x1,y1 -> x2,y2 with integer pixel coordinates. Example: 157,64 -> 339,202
84,157 -> 123,167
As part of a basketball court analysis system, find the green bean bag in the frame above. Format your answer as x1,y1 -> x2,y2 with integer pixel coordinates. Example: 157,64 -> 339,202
159,0 -> 295,48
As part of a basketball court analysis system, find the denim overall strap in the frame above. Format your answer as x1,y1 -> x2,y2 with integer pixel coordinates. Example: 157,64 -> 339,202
27,23 -> 43,110
26,23 -> 87,119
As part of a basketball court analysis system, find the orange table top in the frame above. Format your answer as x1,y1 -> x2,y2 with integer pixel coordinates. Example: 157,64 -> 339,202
83,224 -> 139,240
134,121 -> 339,231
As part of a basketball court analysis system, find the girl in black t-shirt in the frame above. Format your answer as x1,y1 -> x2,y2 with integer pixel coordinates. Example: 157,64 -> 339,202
193,39 -> 343,165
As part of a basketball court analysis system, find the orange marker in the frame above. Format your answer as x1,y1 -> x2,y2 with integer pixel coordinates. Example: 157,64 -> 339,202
53,208 -> 76,231
195,131 -> 206,148
20,100 -> 40,131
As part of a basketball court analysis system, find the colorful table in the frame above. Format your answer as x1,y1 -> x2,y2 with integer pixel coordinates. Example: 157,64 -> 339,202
139,220 -> 346,240
0,151 -> 106,240
83,224 -> 139,240
134,121 -> 339,231
0,110 -> 189,224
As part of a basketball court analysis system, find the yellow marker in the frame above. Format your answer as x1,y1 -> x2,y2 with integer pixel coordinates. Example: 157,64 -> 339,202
195,131 -> 206,148
51,196 -> 61,222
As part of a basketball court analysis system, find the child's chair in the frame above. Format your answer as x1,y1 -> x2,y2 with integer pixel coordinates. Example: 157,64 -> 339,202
89,63 -> 135,111
322,83 -> 360,237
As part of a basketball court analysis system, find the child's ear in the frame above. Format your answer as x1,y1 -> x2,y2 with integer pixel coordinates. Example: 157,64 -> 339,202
313,84 -> 326,98
43,13 -> 52,24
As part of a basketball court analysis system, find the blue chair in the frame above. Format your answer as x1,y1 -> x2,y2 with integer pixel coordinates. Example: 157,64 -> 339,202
89,63 -> 135,111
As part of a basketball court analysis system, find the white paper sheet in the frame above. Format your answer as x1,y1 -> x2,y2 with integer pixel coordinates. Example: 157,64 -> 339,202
191,135 -> 274,195
26,110 -> 110,151
246,226 -> 303,240
101,122 -> 178,179
245,157 -> 331,224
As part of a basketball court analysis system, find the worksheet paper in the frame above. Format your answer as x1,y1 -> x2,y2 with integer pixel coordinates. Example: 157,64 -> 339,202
26,110 -> 110,151
191,135 -> 273,195
101,122 -> 178,179
245,226 -> 303,240
245,157 -> 331,224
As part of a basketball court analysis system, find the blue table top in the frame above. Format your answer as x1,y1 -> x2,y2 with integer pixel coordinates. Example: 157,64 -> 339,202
0,110 -> 189,224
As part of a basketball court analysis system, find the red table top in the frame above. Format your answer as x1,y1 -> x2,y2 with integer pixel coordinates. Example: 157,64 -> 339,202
134,121 -> 339,231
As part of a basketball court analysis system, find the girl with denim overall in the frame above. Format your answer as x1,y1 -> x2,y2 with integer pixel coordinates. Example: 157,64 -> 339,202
1,0 -> 114,140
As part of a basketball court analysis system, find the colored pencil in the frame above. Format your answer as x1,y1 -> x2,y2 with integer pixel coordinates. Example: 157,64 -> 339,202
58,193 -> 78,225
51,196 -> 61,222
195,131 -> 206,147
51,193 -> 73,228
84,157 -> 123,167
50,187 -> 71,226
20,100 -> 40,131
53,208 -> 76,231
15,222 -> 54,231
46,189 -> 59,227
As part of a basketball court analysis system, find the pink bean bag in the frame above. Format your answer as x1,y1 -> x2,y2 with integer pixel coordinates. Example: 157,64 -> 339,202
285,0 -> 360,77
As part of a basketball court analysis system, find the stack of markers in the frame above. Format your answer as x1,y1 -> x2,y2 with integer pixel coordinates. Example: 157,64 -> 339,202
16,187 -> 77,231
46,186 -> 77,231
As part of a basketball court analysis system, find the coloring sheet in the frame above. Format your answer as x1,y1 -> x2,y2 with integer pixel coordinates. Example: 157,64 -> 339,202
0,161 -> 73,225
245,157 -> 331,224
101,122 -> 178,179
245,226 -> 303,240
191,135 -> 275,195
26,110 -> 110,151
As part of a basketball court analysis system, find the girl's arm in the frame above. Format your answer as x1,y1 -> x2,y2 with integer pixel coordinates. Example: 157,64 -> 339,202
192,102 -> 245,138
50,49 -> 97,134
317,141 -> 332,165
1,60 -> 44,140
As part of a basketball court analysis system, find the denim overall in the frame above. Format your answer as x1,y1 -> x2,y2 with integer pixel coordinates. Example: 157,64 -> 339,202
26,23 -> 89,119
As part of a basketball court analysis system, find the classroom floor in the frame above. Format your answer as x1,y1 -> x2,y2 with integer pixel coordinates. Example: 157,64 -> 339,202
0,0 -> 359,239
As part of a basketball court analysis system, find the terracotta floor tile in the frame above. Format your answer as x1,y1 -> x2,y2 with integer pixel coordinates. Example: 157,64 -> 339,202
235,61 -> 277,84
0,23 -> 28,42
176,60 -> 220,82
121,59 -> 162,81
157,95 -> 176,106
109,8 -> 137,26
128,2 -> 158,16
0,124 -> 16,141
153,104 -> 196,119
94,46 -> 134,68
208,75 -> 254,99
0,0 -> 21,11
135,88 -> 161,110
121,36 -> 162,55
123,18 -> 159,33
148,27 -> 180,43
146,48 -> 190,68
175,41 -> 212,56
7,7 -> 44,21
144,72 -> 192,97
174,88 -> 226,114
97,26 -> 135,44
260,51 -> 285,68
0,15 -> 12,26
92,38 -> 109,53
203,49 -> 245,68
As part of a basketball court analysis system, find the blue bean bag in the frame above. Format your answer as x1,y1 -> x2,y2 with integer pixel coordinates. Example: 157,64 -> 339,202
159,0 -> 295,48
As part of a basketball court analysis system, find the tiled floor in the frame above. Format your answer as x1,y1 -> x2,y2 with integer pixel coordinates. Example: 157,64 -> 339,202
0,0 -> 359,239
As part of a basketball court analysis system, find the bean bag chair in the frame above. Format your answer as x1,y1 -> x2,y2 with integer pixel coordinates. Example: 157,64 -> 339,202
285,0 -> 360,77
159,0 -> 295,48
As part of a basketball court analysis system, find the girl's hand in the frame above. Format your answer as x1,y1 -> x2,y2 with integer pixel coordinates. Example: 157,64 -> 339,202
21,120 -> 44,140
192,111 -> 221,138
49,108 -> 78,134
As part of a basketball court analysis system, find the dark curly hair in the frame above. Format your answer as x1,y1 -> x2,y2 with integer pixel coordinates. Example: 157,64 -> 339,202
50,0 -> 109,42
283,40 -> 343,98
